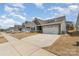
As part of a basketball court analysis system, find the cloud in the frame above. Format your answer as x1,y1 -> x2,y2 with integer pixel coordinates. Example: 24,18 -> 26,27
4,19 -> 22,26
10,12 -> 26,21
3,19 -> 16,25
6,3 -> 25,9
48,7 -> 70,15
0,18 -> 15,28
14,14 -> 26,21
70,5 -> 78,9
48,4 -> 79,16
11,3 -> 25,8
4,4 -> 22,13
34,3 -> 44,9
0,15 -> 23,28
4,3 -> 26,16
47,5 -> 79,22
68,5 -> 79,10
0,3 -> 26,27
1,15 -> 6,19
44,13 -> 64,20
5,5 -> 14,12
2,3 -> 27,28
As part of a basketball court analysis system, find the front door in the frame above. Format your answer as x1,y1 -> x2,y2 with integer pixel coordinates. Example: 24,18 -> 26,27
37,26 -> 42,33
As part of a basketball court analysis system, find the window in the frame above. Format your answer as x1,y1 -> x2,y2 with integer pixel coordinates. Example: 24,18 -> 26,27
31,27 -> 35,31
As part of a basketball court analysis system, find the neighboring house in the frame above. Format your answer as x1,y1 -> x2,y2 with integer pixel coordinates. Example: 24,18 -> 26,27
6,27 -> 14,32
76,14 -> 79,31
33,16 -> 67,34
66,21 -> 74,31
33,17 -> 47,32
21,21 -> 36,32
14,25 -> 22,32
6,25 -> 22,32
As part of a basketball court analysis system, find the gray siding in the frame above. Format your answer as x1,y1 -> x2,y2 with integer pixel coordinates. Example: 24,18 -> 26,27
60,20 -> 67,34
76,14 -> 79,31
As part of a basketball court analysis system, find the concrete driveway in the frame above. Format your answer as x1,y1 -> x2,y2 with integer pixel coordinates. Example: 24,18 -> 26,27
22,34 -> 60,47
1,32 -> 57,56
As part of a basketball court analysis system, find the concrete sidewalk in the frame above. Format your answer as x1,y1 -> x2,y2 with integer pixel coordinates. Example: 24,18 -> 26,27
0,42 -> 19,56
1,32 -> 56,56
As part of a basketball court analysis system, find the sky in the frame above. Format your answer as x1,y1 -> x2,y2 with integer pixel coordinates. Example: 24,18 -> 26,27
0,3 -> 79,29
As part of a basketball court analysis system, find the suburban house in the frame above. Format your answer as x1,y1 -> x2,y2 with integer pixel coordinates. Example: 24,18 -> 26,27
21,16 -> 67,34
66,21 -> 74,31
21,21 -> 36,32
13,25 -> 22,32
33,16 -> 67,34
6,27 -> 15,32
33,18 -> 47,32
6,25 -> 22,32
6,16 -> 67,34
76,14 -> 79,31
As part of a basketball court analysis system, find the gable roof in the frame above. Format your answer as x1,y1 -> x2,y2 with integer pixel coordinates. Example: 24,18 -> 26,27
46,16 -> 66,23
33,18 -> 47,25
22,21 -> 36,28
14,25 -> 22,29
21,16 -> 66,28
33,16 -> 66,26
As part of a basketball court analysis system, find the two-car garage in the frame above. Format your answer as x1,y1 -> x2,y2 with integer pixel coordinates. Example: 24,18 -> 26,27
42,24 -> 61,34
35,16 -> 67,35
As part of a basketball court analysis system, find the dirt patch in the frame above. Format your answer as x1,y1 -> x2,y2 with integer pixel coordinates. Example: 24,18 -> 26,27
43,34 -> 79,56
0,35 -> 8,43
10,32 -> 39,39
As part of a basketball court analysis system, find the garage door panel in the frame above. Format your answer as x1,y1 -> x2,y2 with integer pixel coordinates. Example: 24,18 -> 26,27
43,25 -> 59,34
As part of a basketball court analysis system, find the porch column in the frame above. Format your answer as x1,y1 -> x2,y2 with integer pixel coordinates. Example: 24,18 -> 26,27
29,27 -> 31,32
35,26 -> 37,32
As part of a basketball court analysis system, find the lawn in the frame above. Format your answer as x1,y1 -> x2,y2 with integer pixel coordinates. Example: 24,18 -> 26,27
10,32 -> 39,39
43,32 -> 79,56
0,34 -> 8,43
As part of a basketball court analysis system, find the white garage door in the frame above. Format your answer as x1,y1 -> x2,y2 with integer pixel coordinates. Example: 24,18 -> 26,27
22,28 -> 30,32
43,25 -> 59,34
